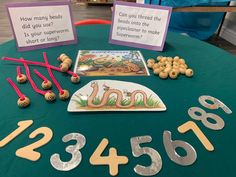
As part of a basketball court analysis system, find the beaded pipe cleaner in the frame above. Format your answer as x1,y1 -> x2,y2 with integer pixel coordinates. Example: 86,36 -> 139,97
16,66 -> 27,83
6,78 -> 30,108
43,52 -> 69,100
2,55 -> 80,83
22,58 -> 56,102
34,69 -> 52,90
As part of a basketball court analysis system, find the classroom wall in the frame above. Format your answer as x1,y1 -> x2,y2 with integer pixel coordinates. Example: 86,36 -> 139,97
220,1 -> 236,45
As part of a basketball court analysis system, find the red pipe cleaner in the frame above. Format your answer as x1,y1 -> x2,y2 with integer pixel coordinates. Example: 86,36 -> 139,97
22,58 -> 47,95
16,66 -> 23,77
6,78 -> 25,99
34,69 -> 49,82
2,57 -> 78,77
43,52 -> 64,94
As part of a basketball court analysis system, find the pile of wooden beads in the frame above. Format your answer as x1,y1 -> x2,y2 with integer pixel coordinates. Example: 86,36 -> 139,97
58,54 -> 72,72
147,56 -> 194,79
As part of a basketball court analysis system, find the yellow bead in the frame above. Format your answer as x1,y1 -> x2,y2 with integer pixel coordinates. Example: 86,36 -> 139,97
164,67 -> 172,73
152,63 -> 159,70
179,67 -> 186,74
153,68 -> 162,75
59,89 -> 70,100
173,56 -> 180,61
16,74 -> 27,84
159,71 -> 168,79
147,62 -> 154,68
44,91 -> 56,102
60,63 -> 69,72
157,56 -> 163,61
185,69 -> 194,77
147,58 -> 155,63
17,97 -> 30,108
71,75 -> 80,83
172,68 -> 180,75
179,58 -> 186,64
41,80 -> 52,90
63,58 -> 72,67
169,70 -> 178,79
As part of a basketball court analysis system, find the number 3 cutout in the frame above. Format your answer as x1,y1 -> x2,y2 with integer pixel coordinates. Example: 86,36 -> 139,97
50,133 -> 86,171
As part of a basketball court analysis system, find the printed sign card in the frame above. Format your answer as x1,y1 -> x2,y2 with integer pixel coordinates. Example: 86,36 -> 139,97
109,1 -> 172,51
6,0 -> 77,51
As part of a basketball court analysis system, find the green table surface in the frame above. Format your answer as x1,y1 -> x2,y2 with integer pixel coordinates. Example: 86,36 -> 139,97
0,25 -> 235,177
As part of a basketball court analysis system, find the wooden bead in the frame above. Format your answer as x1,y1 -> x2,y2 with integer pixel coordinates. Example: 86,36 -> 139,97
178,58 -> 186,64
164,67 -> 172,73
180,64 -> 188,69
169,70 -> 178,79
147,62 -> 154,68
41,80 -> 52,90
157,56 -> 162,61
44,91 -> 56,101
179,67 -> 186,74
159,71 -> 168,79
63,58 -> 72,67
17,97 -> 30,108
185,69 -> 194,77
59,89 -> 70,100
60,63 -> 69,72
172,68 -> 180,75
153,68 -> 162,75
161,57 -> 167,62
152,63 -> 159,70
167,57 -> 173,62
58,53 -> 69,62
173,56 -> 180,61
71,75 -> 80,83
147,58 -> 155,64
16,74 -> 27,84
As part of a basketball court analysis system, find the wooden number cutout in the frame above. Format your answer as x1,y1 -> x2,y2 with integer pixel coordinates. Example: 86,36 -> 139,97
16,127 -> 53,161
178,121 -> 214,151
89,138 -> 128,176
0,120 -> 33,147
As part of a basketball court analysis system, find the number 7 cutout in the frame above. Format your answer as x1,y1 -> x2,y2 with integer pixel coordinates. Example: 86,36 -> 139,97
89,138 -> 129,176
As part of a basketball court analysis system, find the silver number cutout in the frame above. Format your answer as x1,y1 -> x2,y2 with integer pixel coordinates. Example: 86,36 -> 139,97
199,95 -> 232,114
130,136 -> 162,176
188,107 -> 225,130
50,133 -> 86,171
163,131 -> 197,166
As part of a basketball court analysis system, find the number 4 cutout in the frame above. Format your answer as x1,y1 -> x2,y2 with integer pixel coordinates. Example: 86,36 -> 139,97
89,138 -> 129,176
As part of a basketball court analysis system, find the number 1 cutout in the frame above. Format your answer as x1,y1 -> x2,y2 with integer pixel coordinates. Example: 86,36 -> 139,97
89,138 -> 129,176
0,120 -> 33,147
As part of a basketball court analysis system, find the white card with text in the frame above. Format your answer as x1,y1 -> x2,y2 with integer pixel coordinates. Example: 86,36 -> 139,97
109,1 -> 172,51
6,1 -> 77,51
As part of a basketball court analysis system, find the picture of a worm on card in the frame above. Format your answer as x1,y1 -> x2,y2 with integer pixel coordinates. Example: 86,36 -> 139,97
67,80 -> 166,112
73,50 -> 149,76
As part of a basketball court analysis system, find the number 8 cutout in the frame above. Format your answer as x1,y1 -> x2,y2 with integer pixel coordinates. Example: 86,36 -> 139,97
188,107 -> 225,130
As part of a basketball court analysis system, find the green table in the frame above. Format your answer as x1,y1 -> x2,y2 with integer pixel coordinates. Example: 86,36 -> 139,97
0,25 -> 235,177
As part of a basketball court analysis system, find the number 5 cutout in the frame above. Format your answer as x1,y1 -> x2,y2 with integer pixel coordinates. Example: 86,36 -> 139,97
130,136 -> 162,176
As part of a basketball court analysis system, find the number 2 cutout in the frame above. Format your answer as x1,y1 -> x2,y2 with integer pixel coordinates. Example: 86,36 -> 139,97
16,127 -> 53,161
